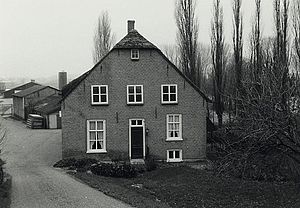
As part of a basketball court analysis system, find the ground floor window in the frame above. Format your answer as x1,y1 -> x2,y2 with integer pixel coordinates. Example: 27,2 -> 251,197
87,120 -> 106,153
167,149 -> 182,162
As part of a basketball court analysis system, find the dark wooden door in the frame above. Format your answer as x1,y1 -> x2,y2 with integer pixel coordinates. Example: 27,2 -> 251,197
131,127 -> 143,159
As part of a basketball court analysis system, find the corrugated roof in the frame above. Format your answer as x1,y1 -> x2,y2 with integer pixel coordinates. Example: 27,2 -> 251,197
12,85 -> 47,97
113,30 -> 157,49
34,95 -> 61,114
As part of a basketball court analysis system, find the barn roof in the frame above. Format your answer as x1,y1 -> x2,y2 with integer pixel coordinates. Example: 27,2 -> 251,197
34,95 -> 61,115
13,85 -> 59,98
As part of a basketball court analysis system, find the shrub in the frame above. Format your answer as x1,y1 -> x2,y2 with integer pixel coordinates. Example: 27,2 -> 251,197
91,162 -> 137,178
75,158 -> 98,172
53,158 -> 76,168
145,157 -> 157,171
0,158 -> 4,184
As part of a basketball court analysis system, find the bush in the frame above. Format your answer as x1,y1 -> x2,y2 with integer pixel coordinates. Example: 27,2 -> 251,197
53,158 -> 77,168
75,158 -> 98,172
0,158 -> 4,184
91,162 -> 137,178
145,157 -> 157,171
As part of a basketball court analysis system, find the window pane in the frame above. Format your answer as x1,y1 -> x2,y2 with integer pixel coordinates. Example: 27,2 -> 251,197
93,86 -> 99,94
169,151 -> 174,159
97,131 -> 103,140
128,86 -> 134,93
90,132 -> 96,140
175,151 -> 180,159
97,121 -> 103,130
100,86 -> 106,94
137,120 -> 142,125
129,95 -> 134,102
174,115 -> 180,122
168,115 -> 174,122
90,141 -> 96,149
174,123 -> 180,130
170,131 -> 174,137
136,86 -> 142,93
98,141 -> 103,149
132,120 -> 136,125
89,121 -> 96,130
170,86 -> 176,93
101,95 -> 107,102
174,131 -> 179,137
136,95 -> 142,102
170,94 -> 176,101
163,86 -> 169,93
163,94 -> 169,102
93,95 -> 99,103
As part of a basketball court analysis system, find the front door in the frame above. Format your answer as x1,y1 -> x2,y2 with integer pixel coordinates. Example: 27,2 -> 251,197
129,119 -> 145,159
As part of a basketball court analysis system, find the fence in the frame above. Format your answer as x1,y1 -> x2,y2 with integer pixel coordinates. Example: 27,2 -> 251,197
0,104 -> 12,116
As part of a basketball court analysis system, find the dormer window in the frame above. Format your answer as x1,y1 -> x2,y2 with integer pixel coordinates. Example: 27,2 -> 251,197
131,49 -> 139,60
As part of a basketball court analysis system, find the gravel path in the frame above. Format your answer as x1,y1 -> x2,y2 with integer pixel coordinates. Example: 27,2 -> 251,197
1,117 -> 132,208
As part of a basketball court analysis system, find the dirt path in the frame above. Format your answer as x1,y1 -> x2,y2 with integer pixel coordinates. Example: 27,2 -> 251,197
0,117 -> 131,208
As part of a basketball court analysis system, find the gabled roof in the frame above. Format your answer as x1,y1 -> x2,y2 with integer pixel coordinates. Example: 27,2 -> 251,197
113,29 -> 157,49
3,81 -> 41,94
34,94 -> 61,115
62,29 -> 211,102
13,85 -> 58,98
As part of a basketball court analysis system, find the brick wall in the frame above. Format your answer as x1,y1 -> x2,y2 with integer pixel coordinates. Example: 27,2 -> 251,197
62,49 -> 207,161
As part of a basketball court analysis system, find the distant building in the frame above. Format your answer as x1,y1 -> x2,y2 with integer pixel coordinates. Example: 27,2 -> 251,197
0,82 -> 6,94
2,81 -> 41,98
13,85 -> 59,120
34,94 -> 62,129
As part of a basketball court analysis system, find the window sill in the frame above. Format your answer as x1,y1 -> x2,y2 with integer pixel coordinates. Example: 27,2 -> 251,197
127,103 -> 144,106
161,102 -> 178,105
167,159 -> 183,163
86,150 -> 107,154
166,138 -> 183,142
91,103 -> 109,106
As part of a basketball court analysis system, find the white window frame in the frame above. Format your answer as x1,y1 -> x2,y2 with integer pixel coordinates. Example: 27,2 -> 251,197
167,149 -> 183,162
131,49 -> 139,60
161,84 -> 178,104
166,114 -> 182,141
127,85 -> 144,104
86,120 -> 107,153
91,85 -> 108,105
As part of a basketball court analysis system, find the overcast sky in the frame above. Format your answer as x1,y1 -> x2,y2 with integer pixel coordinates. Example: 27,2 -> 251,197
0,0 -> 274,80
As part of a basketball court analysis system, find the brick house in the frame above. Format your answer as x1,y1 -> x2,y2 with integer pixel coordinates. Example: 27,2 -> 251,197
61,21 -> 210,162
13,85 -> 59,120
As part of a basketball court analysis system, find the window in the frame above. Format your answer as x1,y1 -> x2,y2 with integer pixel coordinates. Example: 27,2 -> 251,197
167,149 -> 182,162
131,49 -> 139,60
127,85 -> 143,104
87,120 -> 106,153
161,84 -> 178,104
91,85 -> 108,105
166,114 -> 182,141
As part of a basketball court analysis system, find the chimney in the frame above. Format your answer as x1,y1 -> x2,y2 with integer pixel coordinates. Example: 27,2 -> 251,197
58,71 -> 67,90
127,20 -> 135,33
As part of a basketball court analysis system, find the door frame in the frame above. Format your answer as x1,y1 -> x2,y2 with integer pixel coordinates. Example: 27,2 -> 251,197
129,118 -> 145,159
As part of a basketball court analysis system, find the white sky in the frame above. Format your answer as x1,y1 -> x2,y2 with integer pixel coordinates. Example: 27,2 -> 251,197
0,0 -> 274,79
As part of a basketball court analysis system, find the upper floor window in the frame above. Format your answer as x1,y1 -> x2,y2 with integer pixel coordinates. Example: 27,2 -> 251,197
87,120 -> 106,153
161,84 -> 178,104
91,85 -> 108,105
127,85 -> 143,104
166,114 -> 182,141
131,49 -> 139,60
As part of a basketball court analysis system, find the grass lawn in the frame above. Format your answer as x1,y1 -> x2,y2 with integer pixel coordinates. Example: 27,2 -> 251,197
69,166 -> 300,208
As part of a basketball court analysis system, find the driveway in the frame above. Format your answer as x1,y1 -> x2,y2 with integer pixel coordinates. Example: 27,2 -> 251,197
0,117 -> 131,208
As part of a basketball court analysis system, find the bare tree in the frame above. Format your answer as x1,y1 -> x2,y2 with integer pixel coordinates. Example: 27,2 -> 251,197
292,0 -> 300,74
273,0 -> 290,109
162,44 -> 180,68
211,0 -> 226,127
250,0 -> 263,91
232,0 -> 243,95
175,0 -> 200,84
93,11 -> 115,64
